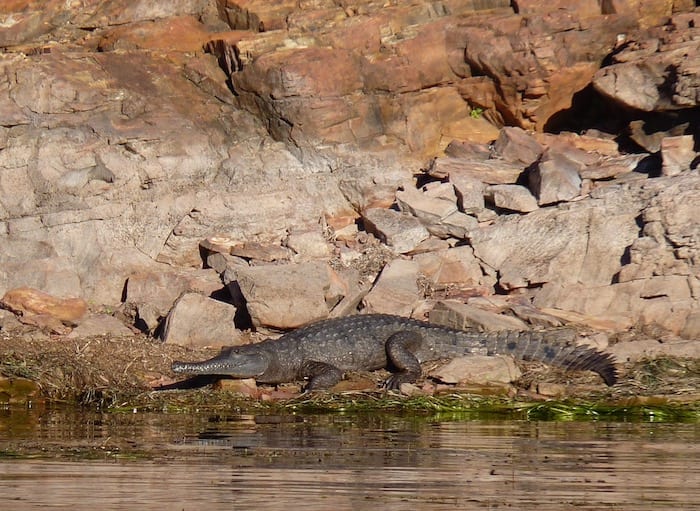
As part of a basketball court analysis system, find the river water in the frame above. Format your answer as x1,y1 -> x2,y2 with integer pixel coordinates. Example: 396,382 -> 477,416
1,406 -> 698,510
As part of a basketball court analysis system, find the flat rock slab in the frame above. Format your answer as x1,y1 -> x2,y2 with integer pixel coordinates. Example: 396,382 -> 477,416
579,154 -> 647,180
362,259 -> 421,316
430,300 -> 529,332
485,184 -> 539,213
430,355 -> 521,385
229,242 -> 292,262
67,314 -> 135,338
396,187 -> 458,224
429,157 -> 525,185
609,338 -> 700,363
0,287 -> 87,324
363,208 -> 430,254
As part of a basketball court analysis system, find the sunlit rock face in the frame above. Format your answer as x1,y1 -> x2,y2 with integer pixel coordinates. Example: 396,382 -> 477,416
0,1 -> 697,340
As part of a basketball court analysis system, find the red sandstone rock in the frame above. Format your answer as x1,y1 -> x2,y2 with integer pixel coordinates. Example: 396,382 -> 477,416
219,0 -> 296,31
0,0 -> 699,344
460,12 -> 636,130
97,16 -> 212,52
0,287 -> 87,324
593,12 -> 700,111
493,127 -> 543,167
661,135 -> 696,175
513,0 -> 602,18
605,0 -> 679,29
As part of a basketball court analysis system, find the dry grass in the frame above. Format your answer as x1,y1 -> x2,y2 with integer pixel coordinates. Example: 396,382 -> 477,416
0,331 -> 218,406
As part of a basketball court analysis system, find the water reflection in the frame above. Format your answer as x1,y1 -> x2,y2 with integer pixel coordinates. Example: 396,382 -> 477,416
0,406 -> 698,510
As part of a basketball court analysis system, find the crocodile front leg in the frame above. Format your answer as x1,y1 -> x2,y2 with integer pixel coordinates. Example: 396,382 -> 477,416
384,330 -> 424,390
300,360 -> 345,391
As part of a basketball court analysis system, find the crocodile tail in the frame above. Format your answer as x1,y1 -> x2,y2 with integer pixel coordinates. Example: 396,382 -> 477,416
484,329 -> 618,386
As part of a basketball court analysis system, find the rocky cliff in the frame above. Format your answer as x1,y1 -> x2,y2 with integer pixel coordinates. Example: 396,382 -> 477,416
0,1 -> 698,347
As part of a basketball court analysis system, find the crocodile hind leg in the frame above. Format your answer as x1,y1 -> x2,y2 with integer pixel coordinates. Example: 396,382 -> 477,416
384,330 -> 424,390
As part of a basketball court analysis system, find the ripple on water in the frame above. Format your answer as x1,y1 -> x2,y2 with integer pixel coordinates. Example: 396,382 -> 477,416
0,409 -> 699,511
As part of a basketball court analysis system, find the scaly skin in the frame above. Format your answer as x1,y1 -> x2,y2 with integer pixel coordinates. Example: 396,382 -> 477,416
171,314 -> 618,390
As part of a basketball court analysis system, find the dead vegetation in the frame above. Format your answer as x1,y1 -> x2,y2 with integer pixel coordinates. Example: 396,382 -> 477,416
0,331 -> 218,406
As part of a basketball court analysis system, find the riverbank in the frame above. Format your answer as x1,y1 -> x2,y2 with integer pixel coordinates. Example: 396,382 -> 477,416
2,328 -> 698,416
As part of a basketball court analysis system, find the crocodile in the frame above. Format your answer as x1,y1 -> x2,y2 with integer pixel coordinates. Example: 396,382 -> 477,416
171,313 -> 618,391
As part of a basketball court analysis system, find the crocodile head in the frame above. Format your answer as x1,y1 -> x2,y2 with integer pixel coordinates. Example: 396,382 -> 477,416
172,348 -> 269,378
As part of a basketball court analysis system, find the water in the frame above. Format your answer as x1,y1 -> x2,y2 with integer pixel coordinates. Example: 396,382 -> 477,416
1,406 -> 699,510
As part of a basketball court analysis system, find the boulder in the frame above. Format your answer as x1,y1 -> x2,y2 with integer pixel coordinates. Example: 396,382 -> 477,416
680,310 -> 700,339
534,276 -> 695,334
605,0 -> 689,30
428,211 -> 479,240
124,269 -> 223,319
507,303 -> 567,328
428,157 -> 524,185
492,127 -> 543,167
529,149 -> 583,205
609,338 -> 700,363
449,174 -> 486,215
395,185 -> 478,238
362,259 -> 421,316
225,262 -> 342,329
413,246 -> 490,291
628,117 -> 691,153
661,135 -> 696,176
161,293 -> 242,348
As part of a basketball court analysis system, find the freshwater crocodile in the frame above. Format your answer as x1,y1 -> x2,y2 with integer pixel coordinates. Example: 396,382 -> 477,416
171,313 -> 618,390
